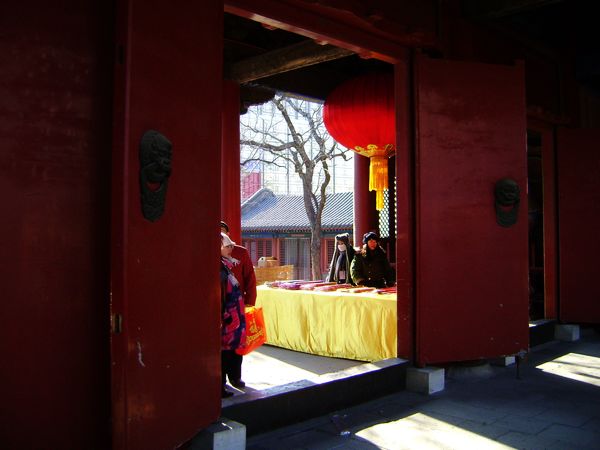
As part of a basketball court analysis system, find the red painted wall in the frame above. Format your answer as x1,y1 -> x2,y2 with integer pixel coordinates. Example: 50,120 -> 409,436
0,2 -> 114,448
110,1 -> 224,448
557,128 -> 600,323
241,171 -> 261,201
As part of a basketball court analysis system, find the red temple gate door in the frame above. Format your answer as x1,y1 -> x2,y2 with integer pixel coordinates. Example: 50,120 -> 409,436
110,1 -> 223,449
414,55 -> 529,366
557,128 -> 600,324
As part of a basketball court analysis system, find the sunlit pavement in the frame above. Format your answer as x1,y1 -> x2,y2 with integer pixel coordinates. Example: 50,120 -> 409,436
245,327 -> 600,449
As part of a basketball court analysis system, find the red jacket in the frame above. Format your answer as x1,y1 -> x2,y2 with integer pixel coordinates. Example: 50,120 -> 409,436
230,245 -> 257,306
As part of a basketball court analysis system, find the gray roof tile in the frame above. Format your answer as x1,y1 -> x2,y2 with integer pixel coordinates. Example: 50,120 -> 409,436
241,188 -> 353,232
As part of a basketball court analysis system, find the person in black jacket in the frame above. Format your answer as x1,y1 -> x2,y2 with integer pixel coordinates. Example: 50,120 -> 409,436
350,231 -> 395,288
326,233 -> 356,285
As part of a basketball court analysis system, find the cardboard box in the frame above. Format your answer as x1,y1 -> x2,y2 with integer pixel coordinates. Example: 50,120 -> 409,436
254,265 -> 294,285
257,256 -> 280,268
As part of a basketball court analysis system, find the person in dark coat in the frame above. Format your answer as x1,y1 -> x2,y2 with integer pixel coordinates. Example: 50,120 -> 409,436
326,233 -> 356,285
350,231 -> 395,288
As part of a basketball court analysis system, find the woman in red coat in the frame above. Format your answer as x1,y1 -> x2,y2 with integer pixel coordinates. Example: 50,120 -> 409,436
220,232 -> 246,398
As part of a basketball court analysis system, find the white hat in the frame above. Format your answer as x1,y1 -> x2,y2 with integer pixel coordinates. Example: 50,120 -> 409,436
221,232 -> 235,246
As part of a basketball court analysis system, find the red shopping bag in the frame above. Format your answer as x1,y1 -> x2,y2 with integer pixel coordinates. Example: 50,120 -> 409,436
236,306 -> 267,355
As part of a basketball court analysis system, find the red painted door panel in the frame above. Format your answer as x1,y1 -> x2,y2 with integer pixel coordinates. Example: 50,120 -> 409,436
557,128 -> 600,324
415,56 -> 529,365
111,1 -> 223,449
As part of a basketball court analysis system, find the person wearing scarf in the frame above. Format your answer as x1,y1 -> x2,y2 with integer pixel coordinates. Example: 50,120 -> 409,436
326,233 -> 356,285
220,232 -> 246,398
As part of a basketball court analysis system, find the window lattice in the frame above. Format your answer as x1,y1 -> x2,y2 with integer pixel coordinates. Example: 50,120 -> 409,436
265,240 -> 272,258
379,190 -> 391,238
378,178 -> 397,239
244,239 -> 274,265
279,242 -> 286,265
257,241 -> 266,259
326,239 -> 335,266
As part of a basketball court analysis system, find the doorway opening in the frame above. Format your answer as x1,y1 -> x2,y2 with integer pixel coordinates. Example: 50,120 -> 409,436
223,11 -> 402,402
527,130 -> 545,320
526,123 -> 558,327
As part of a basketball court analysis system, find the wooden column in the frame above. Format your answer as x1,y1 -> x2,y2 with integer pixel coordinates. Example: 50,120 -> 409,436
353,155 -> 377,246
394,55 -> 414,361
221,80 -> 242,243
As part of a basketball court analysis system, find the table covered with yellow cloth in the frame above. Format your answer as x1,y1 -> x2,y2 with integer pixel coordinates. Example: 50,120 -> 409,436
255,285 -> 397,362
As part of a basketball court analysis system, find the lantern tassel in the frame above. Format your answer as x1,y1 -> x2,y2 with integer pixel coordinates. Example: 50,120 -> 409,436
369,155 -> 388,211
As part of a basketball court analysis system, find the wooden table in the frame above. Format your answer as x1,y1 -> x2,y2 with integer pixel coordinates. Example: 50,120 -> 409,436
255,286 -> 397,362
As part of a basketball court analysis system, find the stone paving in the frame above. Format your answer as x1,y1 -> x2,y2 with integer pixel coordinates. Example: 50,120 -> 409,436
246,327 -> 600,449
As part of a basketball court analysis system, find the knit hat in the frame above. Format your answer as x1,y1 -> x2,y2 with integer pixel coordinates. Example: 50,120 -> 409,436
335,233 -> 350,244
363,231 -> 378,244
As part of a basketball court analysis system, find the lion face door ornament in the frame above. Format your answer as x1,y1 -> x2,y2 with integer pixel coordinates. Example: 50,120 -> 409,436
494,178 -> 520,227
139,130 -> 172,222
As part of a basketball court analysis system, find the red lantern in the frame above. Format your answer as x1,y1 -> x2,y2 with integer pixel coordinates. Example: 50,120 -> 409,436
323,72 -> 395,210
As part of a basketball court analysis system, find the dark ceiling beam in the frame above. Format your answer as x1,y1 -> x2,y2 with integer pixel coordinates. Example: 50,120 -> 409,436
227,39 -> 354,83
462,0 -> 562,20
239,84 -> 276,114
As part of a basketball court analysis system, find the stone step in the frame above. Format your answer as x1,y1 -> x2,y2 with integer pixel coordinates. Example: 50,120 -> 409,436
222,358 -> 409,436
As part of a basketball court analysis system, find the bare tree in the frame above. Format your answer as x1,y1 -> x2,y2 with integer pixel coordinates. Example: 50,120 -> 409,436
240,93 -> 351,280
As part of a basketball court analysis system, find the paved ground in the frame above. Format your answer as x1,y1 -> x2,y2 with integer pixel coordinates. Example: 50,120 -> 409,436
239,343 -> 365,393
245,327 -> 600,449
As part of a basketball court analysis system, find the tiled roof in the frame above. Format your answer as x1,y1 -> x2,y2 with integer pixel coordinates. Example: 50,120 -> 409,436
241,188 -> 353,232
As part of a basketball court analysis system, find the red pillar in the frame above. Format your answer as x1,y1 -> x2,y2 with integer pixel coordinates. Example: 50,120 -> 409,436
221,80 -> 242,243
394,55 -> 415,360
353,155 -> 377,246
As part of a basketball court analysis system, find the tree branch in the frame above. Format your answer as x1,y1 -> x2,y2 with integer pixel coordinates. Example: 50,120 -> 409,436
240,93 -> 354,279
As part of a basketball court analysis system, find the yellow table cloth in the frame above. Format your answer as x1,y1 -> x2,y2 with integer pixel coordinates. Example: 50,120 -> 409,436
255,285 -> 397,362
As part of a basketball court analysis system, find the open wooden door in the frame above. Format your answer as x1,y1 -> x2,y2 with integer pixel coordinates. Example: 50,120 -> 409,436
414,55 -> 529,366
557,128 -> 600,324
110,1 -> 223,448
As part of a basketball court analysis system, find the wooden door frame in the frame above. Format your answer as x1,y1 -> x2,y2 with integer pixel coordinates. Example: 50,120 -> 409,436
224,0 -> 417,360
